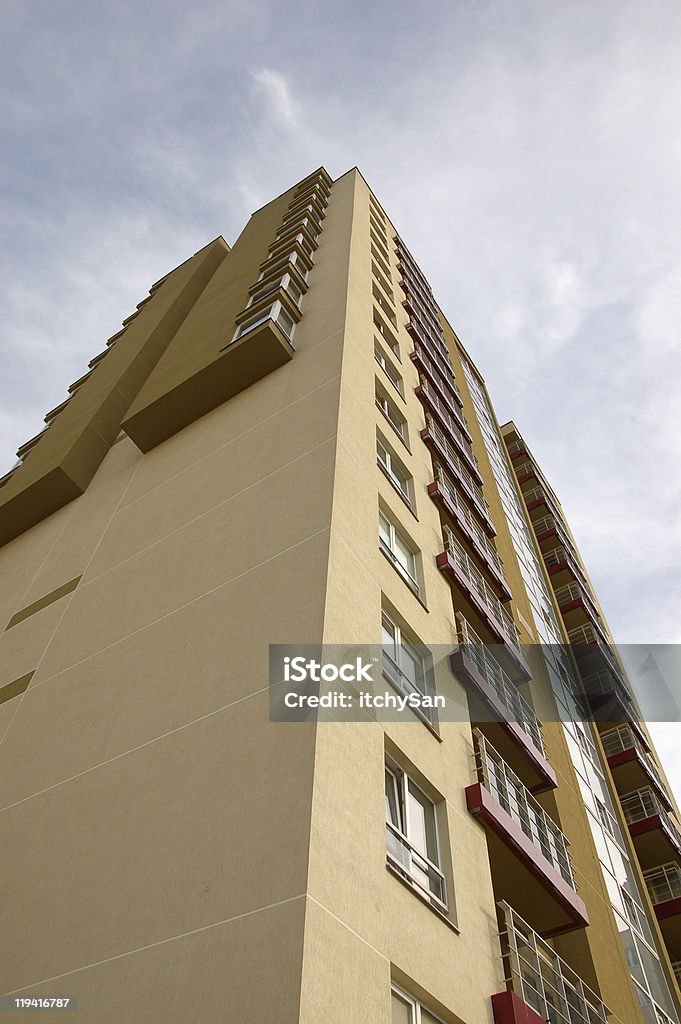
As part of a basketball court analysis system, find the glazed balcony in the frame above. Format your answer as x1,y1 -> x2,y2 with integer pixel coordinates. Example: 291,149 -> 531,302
643,864 -> 681,941
429,464 -> 511,600
421,415 -> 496,535
410,342 -> 463,414
451,617 -> 556,793
466,732 -> 588,936
493,902 -> 607,1024
601,726 -> 672,810
437,526 -> 530,680
620,788 -> 681,869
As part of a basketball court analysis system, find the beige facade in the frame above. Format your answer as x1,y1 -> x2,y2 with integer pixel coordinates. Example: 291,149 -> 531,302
0,166 -> 678,1024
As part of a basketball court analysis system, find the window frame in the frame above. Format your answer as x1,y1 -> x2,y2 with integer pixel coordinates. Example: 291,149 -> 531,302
374,342 -> 404,396
385,757 -> 447,911
377,434 -> 413,509
375,380 -> 408,446
379,510 -> 419,593
391,984 -> 448,1024
231,300 -> 296,345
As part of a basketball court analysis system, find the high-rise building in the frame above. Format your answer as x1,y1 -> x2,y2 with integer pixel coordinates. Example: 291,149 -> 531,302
0,166 -> 679,1024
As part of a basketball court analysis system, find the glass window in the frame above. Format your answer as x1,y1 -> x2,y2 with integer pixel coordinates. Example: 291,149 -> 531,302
375,382 -> 408,443
375,343 -> 403,395
385,765 -> 446,908
381,612 -> 430,714
379,511 -> 418,592
377,435 -> 412,506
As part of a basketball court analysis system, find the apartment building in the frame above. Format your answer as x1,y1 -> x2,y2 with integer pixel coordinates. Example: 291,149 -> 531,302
0,166 -> 678,1024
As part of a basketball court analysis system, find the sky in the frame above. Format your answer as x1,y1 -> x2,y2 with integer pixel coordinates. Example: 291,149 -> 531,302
1,1 -> 679,784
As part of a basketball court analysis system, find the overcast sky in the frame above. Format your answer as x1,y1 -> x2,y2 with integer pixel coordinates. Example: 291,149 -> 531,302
1,1 -> 679,784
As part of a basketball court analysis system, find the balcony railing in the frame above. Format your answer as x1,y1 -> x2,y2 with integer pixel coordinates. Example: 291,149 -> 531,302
673,962 -> 681,988
417,381 -> 477,474
544,545 -> 587,581
423,415 -> 494,531
432,465 -> 508,590
505,439 -> 528,458
497,902 -> 608,1024
620,787 -> 671,826
601,726 -> 667,792
457,618 -> 545,755
581,668 -> 634,710
473,732 -> 575,887
442,526 -> 522,650
554,582 -> 601,621
411,343 -> 463,413
417,373 -> 470,436
386,820 -> 448,912
644,863 -> 681,905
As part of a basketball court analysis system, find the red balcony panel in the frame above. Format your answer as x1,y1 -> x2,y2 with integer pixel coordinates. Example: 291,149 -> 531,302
654,896 -> 681,921
466,782 -> 589,935
451,650 -> 556,793
416,386 -> 479,479
608,748 -> 672,810
436,551 -> 531,681
517,468 -> 538,484
627,816 -> 681,868
429,482 -> 512,601
492,991 -> 546,1024
420,426 -> 496,536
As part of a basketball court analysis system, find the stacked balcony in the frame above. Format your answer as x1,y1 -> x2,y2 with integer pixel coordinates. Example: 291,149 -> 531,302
429,463 -> 511,600
421,416 -> 495,535
644,863 -> 681,921
620,788 -> 681,870
466,732 -> 588,936
601,725 -> 672,812
451,616 -> 555,793
437,526 -> 530,680
415,379 -> 476,469
493,902 -> 607,1024
410,341 -> 463,409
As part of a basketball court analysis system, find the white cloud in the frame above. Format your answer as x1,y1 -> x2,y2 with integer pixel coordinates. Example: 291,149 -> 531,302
251,67 -> 300,125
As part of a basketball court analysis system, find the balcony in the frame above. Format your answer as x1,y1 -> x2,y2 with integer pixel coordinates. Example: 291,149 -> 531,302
643,864 -> 681,934
554,582 -> 603,634
416,382 -> 479,481
532,513 -> 573,550
601,726 -> 672,810
543,545 -> 587,584
580,667 -> 635,727
505,439 -> 528,460
467,733 -> 587,936
493,902 -> 607,1024
428,465 -> 512,600
421,416 -> 496,536
451,617 -> 556,793
405,317 -> 454,377
437,527 -> 531,680
410,342 -> 463,414
620,788 -> 681,869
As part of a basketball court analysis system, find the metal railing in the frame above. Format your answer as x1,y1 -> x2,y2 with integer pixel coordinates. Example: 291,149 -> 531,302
524,485 -> 545,504
644,863 -> 681,905
412,342 -> 463,409
498,902 -> 608,1024
600,725 -> 664,791
434,465 -> 506,580
424,415 -> 493,526
533,513 -> 562,535
456,617 -> 545,754
473,731 -> 575,886
417,379 -> 474,454
580,668 -> 634,709
620,787 -> 675,830
442,526 -> 521,649
544,545 -> 586,580
505,440 -> 527,457
514,460 -> 535,477
386,821 -> 447,911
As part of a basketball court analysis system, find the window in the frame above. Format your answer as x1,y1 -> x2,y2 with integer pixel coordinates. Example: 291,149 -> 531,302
370,212 -> 387,240
374,311 -> 400,359
377,434 -> 413,507
376,381 -> 408,443
385,760 -> 446,909
373,284 -> 397,326
372,263 -> 394,302
374,343 -> 403,396
270,231 -> 315,261
248,273 -> 302,312
379,511 -> 419,593
370,229 -> 391,263
258,253 -> 309,285
369,198 -> 386,222
391,986 -> 446,1024
381,611 -> 431,712
371,245 -> 392,281
233,301 -> 295,344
